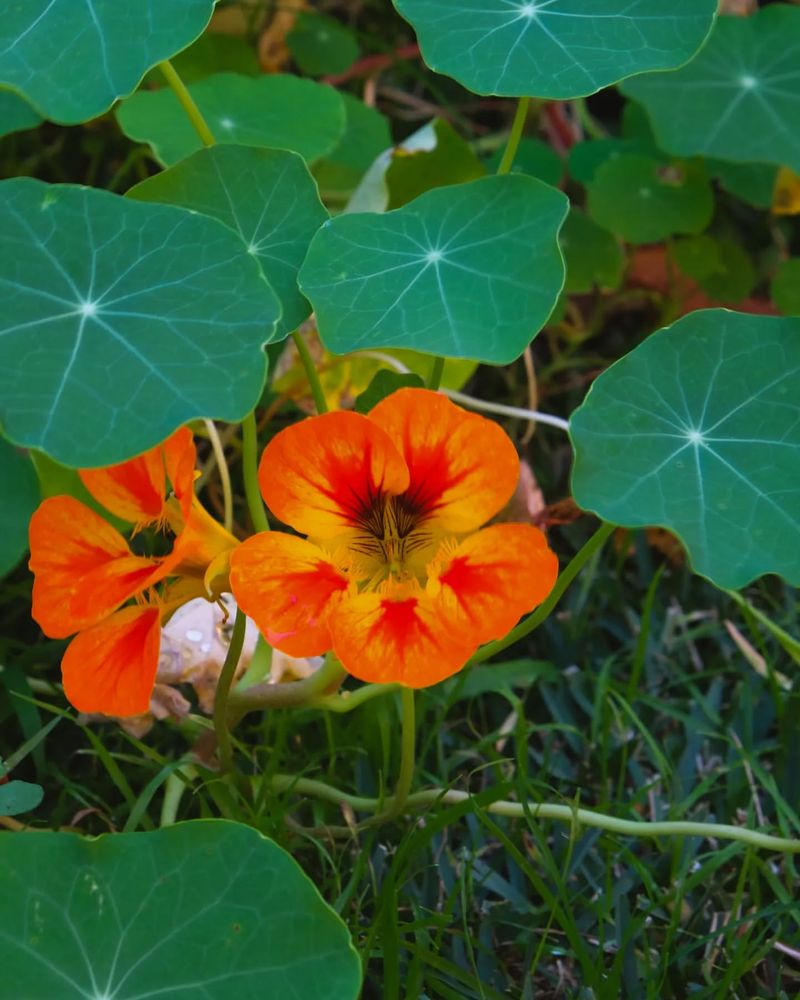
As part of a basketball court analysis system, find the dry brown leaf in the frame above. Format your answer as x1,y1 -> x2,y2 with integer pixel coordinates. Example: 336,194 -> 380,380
258,0 -> 307,72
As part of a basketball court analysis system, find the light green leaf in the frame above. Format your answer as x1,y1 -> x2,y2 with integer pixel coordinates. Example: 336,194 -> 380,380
671,235 -> 756,303
116,72 -> 345,167
587,155 -> 713,244
621,6 -> 800,173
0,437 -> 39,576
0,1 -> 213,124
0,779 -> 43,816
0,819 -> 362,999
287,11 -> 360,76
354,370 -> 426,413
0,89 -> 42,139
570,309 -> 800,588
314,93 -> 392,195
127,145 -> 328,339
560,210 -> 623,294
772,259 -> 800,316
299,174 -> 568,363
485,137 -> 563,187
393,0 -> 717,99
0,178 -> 279,467
386,118 -> 486,209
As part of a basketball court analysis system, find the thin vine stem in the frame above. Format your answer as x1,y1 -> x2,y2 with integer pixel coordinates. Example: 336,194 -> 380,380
213,608 -> 247,773
386,687 -> 416,818
496,97 -> 530,175
469,520 -> 616,665
312,681 -> 401,713
229,653 -> 347,715
269,774 -> 800,853
291,329 -> 328,414
427,356 -> 445,390
241,411 -> 270,534
445,388 -> 570,432
158,60 -> 216,146
203,419 -> 233,533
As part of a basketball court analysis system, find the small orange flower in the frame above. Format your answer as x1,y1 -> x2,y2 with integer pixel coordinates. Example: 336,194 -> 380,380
230,389 -> 558,687
28,429 -> 237,717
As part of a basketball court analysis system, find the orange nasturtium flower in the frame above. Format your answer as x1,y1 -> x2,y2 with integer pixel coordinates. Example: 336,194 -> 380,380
28,429 -> 237,717
230,389 -> 558,687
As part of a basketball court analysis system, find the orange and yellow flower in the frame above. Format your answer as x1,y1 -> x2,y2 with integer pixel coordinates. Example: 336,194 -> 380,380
230,389 -> 558,687
28,429 -> 237,717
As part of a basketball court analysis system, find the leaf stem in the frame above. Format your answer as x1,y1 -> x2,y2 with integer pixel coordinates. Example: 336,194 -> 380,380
496,97 -> 530,175
213,608 -> 247,773
241,411 -> 270,533
291,329 -> 328,414
469,520 -> 616,665
312,681 -> 401,713
203,419 -> 233,533
270,773 -> 800,853
229,653 -> 347,715
389,687 -> 416,818
158,60 -> 216,147
427,356 -> 445,390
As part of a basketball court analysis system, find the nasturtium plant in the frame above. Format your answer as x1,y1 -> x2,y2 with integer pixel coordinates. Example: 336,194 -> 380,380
116,73 -> 346,167
772,259 -> 800,316
621,5 -> 800,172
300,174 -> 568,362
0,0 -> 214,123
128,145 -> 328,338
570,310 -> 800,588
393,0 -> 717,98
313,92 -> 392,195
485,137 -> 563,187
0,89 -> 42,140
560,210 -> 623,294
0,820 -> 362,999
0,178 -> 279,467
0,437 -> 40,576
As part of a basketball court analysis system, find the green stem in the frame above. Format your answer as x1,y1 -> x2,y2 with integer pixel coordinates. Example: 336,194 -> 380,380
203,419 -> 233,533
496,97 -> 530,175
213,608 -> 247,773
291,329 -> 328,414
241,411 -> 270,533
158,60 -> 216,147
388,687 -> 416,818
427,356 -> 445,390
574,97 -> 606,140
159,765 -> 195,827
469,520 -> 616,665
229,653 -> 346,716
269,774 -> 800,853
312,681 -> 401,713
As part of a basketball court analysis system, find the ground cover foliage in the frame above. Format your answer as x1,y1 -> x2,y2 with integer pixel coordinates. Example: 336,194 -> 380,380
1,1 -> 799,998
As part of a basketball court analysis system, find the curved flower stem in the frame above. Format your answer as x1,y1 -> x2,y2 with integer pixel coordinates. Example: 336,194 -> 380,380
203,419 -> 233,533
229,653 -> 347,716
312,681 -> 401,713
158,60 -> 216,147
291,329 -> 328,414
496,97 -> 530,175
388,687 -> 416,818
444,389 -> 570,432
213,608 -> 247,773
427,356 -> 445,390
469,520 -> 616,666
269,774 -> 800,853
241,411 -> 270,533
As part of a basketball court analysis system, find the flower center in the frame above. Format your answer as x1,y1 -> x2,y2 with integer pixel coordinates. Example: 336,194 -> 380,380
347,493 -> 441,587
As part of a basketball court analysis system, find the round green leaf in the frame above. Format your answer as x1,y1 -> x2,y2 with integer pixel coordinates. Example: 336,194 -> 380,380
570,310 -> 800,588
0,1 -> 214,125
621,6 -> 800,173
772,259 -> 800,316
299,174 -> 568,363
587,155 -> 713,244
485,137 -> 563,187
0,437 -> 40,576
313,92 -> 392,195
567,137 -> 661,185
385,118 -> 486,209
560,210 -> 623,294
0,89 -> 42,139
393,0 -> 717,99
0,779 -> 43,816
708,159 -> 778,210
116,73 -> 345,167
287,11 -> 360,76
127,145 -> 328,340
0,819 -> 362,999
0,178 -> 279,467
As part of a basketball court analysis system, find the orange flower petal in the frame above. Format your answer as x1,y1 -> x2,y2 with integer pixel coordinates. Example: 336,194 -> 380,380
429,523 -> 559,645
330,586 -> 476,688
230,532 -> 349,657
169,496 -> 238,578
61,606 -> 162,717
259,411 -> 409,538
29,496 -> 162,638
79,427 -> 195,526
368,388 -> 519,533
